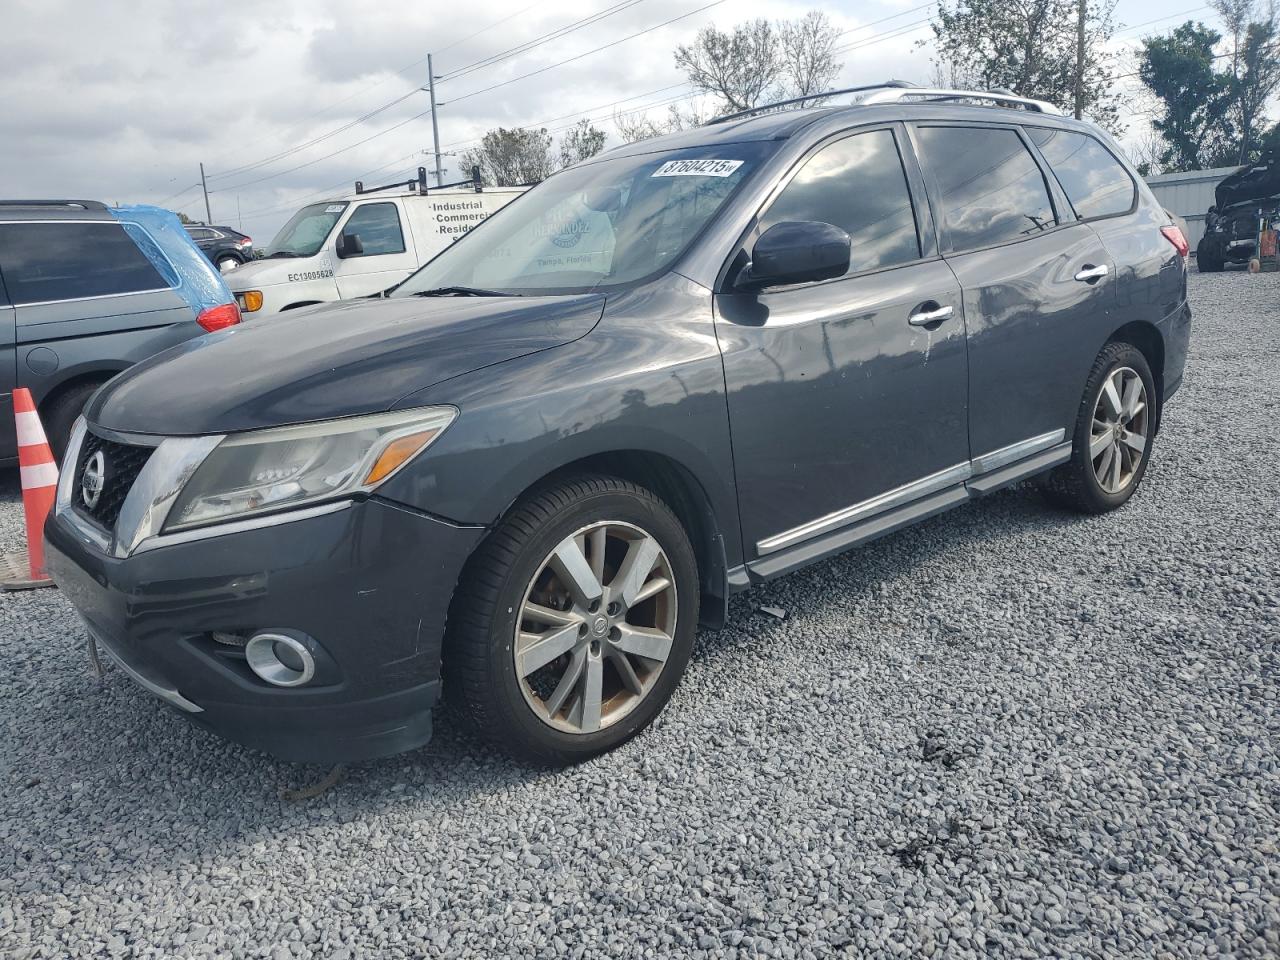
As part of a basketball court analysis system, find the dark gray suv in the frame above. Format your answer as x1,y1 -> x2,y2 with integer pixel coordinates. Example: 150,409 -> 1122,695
45,86 -> 1191,766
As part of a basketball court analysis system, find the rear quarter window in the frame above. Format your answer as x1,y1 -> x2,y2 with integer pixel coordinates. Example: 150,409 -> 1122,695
0,221 -> 168,304
1028,127 -> 1136,220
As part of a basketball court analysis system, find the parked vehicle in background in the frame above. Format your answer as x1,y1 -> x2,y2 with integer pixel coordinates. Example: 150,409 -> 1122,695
184,223 -> 254,273
0,200 -> 239,461
1196,150 -> 1279,271
46,86 -> 1190,768
227,169 -> 526,317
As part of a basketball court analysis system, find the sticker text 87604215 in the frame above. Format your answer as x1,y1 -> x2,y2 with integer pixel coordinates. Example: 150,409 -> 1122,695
651,159 -> 744,178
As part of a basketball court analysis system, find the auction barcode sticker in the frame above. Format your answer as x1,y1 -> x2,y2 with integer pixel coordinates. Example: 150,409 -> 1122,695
651,159 -> 744,178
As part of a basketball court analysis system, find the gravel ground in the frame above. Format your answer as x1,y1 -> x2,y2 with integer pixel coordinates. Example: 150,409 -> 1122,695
1,270 -> 1278,960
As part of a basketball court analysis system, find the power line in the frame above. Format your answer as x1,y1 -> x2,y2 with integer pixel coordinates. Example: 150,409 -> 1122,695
211,108 -> 435,193
836,4 -> 934,38
236,151 -> 425,221
440,0 -> 728,107
441,0 -> 649,82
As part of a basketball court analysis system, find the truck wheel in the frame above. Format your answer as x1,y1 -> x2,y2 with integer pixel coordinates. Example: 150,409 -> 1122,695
1198,251 -> 1223,272
446,476 -> 699,765
1040,342 -> 1157,515
43,381 -> 103,463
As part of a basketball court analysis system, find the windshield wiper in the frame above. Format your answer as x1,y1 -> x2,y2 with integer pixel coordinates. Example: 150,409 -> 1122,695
410,285 -> 514,297
265,251 -> 304,259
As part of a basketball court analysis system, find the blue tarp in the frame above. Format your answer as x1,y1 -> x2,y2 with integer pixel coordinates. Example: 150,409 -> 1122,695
109,205 -> 232,316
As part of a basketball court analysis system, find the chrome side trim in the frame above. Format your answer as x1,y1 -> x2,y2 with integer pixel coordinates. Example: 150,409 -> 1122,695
756,461 -> 973,556
971,429 -> 1066,475
129,499 -> 353,555
87,624 -> 203,714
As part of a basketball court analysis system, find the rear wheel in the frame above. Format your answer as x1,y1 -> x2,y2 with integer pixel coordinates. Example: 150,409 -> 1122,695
1041,342 -> 1157,514
446,476 -> 698,765
1197,249 -> 1224,272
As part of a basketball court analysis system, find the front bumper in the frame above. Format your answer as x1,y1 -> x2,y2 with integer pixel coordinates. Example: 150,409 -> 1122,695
45,498 -> 484,762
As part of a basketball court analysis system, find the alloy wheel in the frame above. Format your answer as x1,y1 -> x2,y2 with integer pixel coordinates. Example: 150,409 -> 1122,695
1090,366 -> 1148,494
515,521 -> 677,734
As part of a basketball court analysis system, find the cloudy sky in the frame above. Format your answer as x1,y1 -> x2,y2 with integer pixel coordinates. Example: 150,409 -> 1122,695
1,0 -> 1220,240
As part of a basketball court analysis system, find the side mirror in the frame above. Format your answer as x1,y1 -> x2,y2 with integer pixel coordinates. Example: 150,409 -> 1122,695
741,221 -> 851,289
336,232 -> 364,258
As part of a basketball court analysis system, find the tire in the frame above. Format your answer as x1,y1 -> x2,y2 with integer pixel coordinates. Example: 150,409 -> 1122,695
1197,249 -> 1224,272
43,381 -> 104,464
1041,342 -> 1157,515
216,256 -> 240,273
445,475 -> 699,765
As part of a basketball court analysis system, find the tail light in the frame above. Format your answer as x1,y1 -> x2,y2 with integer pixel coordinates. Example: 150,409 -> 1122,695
1161,225 -> 1189,258
196,302 -> 242,332
238,237 -> 253,247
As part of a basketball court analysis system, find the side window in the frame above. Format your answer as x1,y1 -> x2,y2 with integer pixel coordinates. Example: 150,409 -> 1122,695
0,222 -> 167,304
187,228 -> 214,240
758,128 -> 920,276
1028,127 -> 1136,220
343,203 -> 406,256
914,126 -> 1058,253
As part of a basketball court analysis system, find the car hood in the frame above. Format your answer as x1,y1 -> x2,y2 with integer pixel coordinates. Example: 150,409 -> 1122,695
87,293 -> 606,436
1216,152 -> 1280,209
223,256 -> 321,289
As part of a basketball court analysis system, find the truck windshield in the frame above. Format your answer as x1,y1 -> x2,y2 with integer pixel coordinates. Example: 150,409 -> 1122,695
392,142 -> 774,296
263,202 -> 348,258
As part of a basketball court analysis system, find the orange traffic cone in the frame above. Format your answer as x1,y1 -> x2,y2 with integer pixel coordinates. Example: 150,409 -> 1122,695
2,388 -> 59,590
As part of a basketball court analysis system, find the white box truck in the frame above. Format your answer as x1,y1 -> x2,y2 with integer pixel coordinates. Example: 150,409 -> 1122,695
228,169 -> 526,317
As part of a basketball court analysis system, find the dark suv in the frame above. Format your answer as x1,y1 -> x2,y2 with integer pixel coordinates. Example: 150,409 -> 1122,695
45,86 -> 1191,766
184,224 -> 254,272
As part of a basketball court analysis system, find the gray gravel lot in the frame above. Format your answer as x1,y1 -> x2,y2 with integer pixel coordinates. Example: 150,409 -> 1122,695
2,270 -> 1278,959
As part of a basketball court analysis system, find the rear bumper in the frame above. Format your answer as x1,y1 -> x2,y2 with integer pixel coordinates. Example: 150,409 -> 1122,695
45,497 -> 484,762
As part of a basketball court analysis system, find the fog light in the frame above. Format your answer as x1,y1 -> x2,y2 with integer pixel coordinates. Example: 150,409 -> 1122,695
245,632 -> 315,687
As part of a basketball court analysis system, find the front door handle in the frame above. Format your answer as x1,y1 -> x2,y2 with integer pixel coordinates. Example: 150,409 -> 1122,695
908,303 -> 954,326
1074,263 -> 1109,283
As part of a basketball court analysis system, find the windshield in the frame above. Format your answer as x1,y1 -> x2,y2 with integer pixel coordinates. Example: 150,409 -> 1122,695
264,201 -> 348,258
392,143 -> 774,296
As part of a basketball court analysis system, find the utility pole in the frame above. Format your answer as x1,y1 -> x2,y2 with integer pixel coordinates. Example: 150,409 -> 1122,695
1074,0 -> 1086,120
199,162 -> 212,224
426,54 -> 444,188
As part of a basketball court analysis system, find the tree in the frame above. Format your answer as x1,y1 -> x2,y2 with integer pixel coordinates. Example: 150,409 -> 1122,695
675,19 -> 781,113
1211,0 -> 1280,163
926,0 -> 1120,131
1137,22 -> 1237,171
779,12 -> 842,103
612,102 -> 710,144
558,120 -> 606,168
674,12 -> 843,115
459,127 -> 556,187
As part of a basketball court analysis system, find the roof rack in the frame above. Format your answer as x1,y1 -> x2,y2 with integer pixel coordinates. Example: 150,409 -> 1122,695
706,80 -> 916,125
0,199 -> 109,211
857,86 -> 1062,114
355,166 -> 486,196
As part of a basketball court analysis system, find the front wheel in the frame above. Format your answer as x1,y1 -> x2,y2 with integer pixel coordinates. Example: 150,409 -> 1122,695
1041,342 -> 1157,514
445,476 -> 699,765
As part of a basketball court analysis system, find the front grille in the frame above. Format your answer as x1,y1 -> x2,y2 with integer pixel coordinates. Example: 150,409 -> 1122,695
73,433 -> 154,531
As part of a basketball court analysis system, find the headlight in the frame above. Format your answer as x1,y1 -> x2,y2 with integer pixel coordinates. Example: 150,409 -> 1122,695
163,407 -> 456,532
237,290 -> 264,312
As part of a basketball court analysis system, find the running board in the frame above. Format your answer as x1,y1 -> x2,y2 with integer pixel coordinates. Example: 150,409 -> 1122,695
745,441 -> 1071,583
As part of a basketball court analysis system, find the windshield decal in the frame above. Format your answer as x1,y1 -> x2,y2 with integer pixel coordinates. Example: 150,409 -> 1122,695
651,159 -> 744,178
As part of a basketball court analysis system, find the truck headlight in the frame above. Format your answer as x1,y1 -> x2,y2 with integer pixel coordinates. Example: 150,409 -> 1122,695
237,290 -> 264,312
163,407 -> 456,532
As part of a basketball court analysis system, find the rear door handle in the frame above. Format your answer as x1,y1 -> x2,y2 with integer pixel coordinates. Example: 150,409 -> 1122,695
1074,264 -> 1109,283
908,303 -> 954,326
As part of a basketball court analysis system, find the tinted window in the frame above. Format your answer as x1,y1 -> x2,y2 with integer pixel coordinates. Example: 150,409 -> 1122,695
186,228 -> 215,240
915,126 -> 1057,252
1028,127 -> 1136,219
759,129 -> 920,275
0,222 -> 167,304
343,203 -> 405,256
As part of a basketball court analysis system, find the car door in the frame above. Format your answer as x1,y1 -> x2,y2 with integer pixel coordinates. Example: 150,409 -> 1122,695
716,123 -> 971,574
333,201 -> 418,299
908,122 -> 1116,464
0,265 -> 15,460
